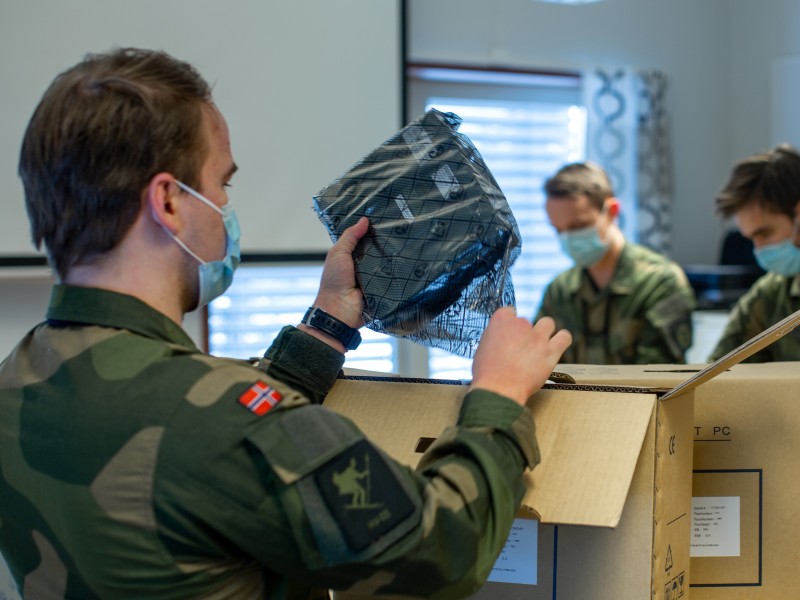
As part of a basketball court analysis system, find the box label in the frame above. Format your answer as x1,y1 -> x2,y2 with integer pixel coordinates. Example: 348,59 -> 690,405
691,496 -> 740,557
487,518 -> 538,585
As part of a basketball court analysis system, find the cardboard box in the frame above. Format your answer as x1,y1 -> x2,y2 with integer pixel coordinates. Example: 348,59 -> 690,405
559,361 -> 800,599
326,376 -> 695,599
326,309 -> 800,599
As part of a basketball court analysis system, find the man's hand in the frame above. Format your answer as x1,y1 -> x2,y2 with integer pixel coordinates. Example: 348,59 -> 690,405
309,216 -> 369,330
470,308 -> 572,405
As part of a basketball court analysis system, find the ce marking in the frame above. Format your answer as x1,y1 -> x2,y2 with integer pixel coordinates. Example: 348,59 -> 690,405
668,435 -> 676,455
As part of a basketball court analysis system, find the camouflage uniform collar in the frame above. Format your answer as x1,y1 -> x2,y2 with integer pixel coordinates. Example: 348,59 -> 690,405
46,284 -> 199,350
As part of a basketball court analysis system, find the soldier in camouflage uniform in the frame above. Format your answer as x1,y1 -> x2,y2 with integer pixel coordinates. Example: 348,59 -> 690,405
709,145 -> 800,362
535,162 -> 695,364
0,48 -> 572,599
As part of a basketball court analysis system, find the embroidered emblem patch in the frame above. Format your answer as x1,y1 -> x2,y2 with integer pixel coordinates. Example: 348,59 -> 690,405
238,381 -> 282,416
315,439 -> 415,552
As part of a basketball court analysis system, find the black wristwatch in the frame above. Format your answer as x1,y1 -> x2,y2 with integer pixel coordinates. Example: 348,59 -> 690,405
302,306 -> 362,351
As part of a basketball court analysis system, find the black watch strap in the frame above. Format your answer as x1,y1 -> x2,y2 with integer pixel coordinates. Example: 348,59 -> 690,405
302,306 -> 362,350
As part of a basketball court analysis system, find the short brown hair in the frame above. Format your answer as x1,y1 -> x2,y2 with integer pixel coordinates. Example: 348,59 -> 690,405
716,144 -> 800,219
544,162 -> 614,210
18,47 -> 213,278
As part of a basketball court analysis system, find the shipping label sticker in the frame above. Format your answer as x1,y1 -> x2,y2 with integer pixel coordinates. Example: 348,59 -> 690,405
487,518 -> 538,585
691,496 -> 741,557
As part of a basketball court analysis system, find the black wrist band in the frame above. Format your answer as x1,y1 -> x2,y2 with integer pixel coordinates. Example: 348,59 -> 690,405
302,306 -> 362,350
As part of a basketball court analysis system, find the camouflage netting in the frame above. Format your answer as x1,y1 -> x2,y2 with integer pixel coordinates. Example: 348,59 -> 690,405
313,109 -> 521,357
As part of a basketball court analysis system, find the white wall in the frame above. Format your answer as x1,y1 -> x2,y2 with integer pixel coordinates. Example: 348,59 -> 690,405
728,0 -> 800,157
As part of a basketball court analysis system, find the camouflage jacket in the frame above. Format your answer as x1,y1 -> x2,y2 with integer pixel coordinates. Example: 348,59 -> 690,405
0,285 -> 539,599
536,243 -> 696,364
708,272 -> 800,362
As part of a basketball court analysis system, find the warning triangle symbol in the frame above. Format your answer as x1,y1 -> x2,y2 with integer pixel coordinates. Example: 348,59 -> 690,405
665,544 -> 674,571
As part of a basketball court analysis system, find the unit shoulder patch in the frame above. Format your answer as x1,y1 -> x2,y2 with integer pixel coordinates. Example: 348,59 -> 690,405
315,439 -> 415,552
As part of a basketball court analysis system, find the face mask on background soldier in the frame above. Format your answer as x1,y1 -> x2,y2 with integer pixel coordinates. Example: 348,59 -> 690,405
753,218 -> 800,276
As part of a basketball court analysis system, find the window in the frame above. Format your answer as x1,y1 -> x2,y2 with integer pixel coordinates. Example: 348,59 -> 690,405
207,261 -> 398,373
407,66 -> 587,378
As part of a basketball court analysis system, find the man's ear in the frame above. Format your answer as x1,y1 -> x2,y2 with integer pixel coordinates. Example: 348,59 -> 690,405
145,173 -> 182,235
606,197 -> 621,219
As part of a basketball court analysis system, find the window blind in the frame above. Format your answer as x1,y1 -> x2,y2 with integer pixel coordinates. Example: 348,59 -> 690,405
208,263 -> 397,373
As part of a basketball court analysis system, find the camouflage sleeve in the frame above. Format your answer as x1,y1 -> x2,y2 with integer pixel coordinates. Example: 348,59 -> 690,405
257,325 -> 345,404
708,279 -> 772,362
638,274 -> 696,364
227,388 -> 535,598
639,291 -> 695,363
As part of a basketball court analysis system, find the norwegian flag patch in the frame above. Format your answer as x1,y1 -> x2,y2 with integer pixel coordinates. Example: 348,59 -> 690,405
238,381 -> 283,416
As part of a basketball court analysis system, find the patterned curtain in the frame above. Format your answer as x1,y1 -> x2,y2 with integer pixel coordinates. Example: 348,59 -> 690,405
582,68 -> 673,255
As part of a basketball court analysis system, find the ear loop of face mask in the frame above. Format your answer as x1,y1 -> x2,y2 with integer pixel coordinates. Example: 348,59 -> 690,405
156,180 -> 241,307
170,180 -> 224,263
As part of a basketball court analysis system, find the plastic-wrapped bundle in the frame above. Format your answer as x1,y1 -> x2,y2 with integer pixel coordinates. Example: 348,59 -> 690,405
313,109 -> 520,357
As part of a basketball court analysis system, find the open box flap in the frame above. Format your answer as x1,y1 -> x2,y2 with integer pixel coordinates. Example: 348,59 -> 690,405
325,377 -> 657,529
661,306 -> 800,401
519,388 -> 656,527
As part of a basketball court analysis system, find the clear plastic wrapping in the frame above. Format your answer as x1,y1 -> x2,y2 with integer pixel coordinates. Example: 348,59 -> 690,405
313,109 -> 520,357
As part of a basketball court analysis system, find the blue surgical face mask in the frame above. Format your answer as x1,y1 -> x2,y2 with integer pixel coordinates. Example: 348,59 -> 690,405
558,224 -> 609,268
163,180 -> 241,308
753,223 -> 800,276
